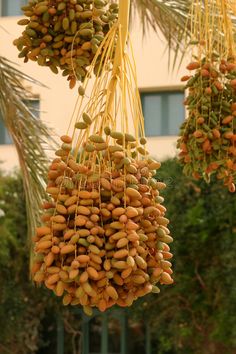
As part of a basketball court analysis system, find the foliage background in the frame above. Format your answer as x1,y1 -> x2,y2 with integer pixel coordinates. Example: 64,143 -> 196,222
0,159 -> 235,354
0,170 -> 57,354
131,159 -> 236,354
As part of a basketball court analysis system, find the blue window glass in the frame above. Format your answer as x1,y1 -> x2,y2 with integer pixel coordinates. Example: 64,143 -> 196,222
141,91 -> 185,136
0,99 -> 40,145
2,0 -> 27,16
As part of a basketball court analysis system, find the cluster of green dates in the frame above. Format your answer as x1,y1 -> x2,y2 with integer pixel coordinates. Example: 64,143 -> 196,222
178,57 -> 236,192
74,112 -> 149,159
13,0 -> 118,88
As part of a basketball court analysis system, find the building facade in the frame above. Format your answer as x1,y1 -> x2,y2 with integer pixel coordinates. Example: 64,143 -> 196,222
0,3 -> 189,171
0,4 -> 189,354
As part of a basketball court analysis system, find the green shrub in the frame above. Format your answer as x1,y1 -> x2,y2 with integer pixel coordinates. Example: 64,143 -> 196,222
0,171 -> 58,354
131,159 -> 236,354
0,160 -> 235,354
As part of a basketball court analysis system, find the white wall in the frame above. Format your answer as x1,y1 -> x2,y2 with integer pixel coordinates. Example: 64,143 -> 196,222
0,145 -> 19,170
0,15 -> 189,171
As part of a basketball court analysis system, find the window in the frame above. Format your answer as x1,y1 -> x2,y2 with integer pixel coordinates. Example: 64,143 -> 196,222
1,0 -> 27,16
24,99 -> 40,119
140,90 -> 185,137
0,99 -> 40,145
0,119 -> 11,145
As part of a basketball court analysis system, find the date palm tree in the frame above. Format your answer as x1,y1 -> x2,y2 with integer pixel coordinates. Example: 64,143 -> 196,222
0,0 -> 203,239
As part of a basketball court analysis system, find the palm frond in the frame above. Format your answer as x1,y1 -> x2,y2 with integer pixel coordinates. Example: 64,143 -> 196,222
130,1 -> 236,70
130,0 -> 192,68
131,0 -> 191,40
0,56 -> 57,250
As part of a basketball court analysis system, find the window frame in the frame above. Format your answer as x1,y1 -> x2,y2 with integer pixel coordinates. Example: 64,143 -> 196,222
139,85 -> 185,137
0,0 -> 26,17
23,97 -> 41,119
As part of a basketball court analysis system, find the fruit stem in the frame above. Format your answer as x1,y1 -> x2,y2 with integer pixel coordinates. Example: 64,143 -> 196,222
106,0 -> 130,114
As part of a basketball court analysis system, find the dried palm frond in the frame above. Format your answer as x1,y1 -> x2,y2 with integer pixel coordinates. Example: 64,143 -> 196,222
0,56 -> 57,249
